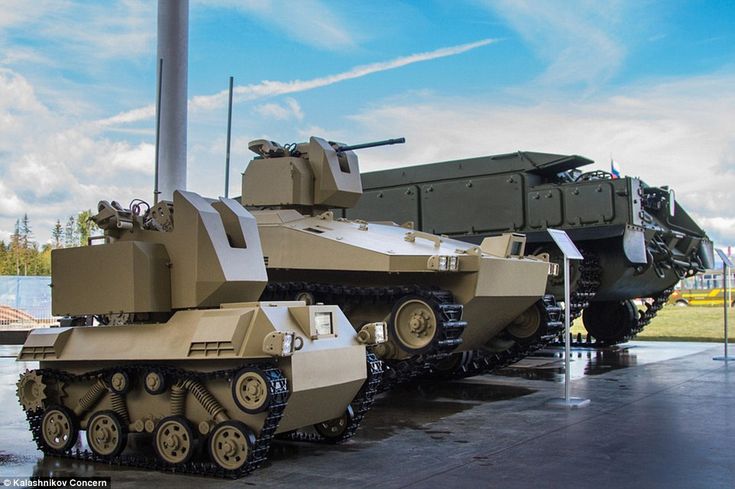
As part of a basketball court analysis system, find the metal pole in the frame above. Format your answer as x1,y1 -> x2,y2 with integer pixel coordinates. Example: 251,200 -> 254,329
564,255 -> 571,401
154,57 -> 163,204
156,0 -> 189,200
714,248 -> 733,362
225,76 -> 234,198
725,263 -> 730,362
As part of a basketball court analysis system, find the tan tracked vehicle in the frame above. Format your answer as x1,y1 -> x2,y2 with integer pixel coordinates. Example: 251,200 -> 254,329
16,191 -> 384,478
242,136 -> 561,382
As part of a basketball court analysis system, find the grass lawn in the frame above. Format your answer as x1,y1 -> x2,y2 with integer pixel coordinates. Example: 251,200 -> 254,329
571,304 -> 733,342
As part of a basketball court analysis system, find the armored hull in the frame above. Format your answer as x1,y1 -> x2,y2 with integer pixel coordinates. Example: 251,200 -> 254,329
243,137 -> 559,382
350,151 -> 713,344
17,191 -> 384,478
256,208 -> 552,353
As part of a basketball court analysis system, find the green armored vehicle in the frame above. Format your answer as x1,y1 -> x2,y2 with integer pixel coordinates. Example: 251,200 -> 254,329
16,191 -> 385,478
349,151 -> 714,344
242,137 -> 561,382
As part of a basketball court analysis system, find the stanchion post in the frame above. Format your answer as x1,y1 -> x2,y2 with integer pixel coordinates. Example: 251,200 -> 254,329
563,255 -> 571,402
714,248 -> 733,362
546,229 -> 589,409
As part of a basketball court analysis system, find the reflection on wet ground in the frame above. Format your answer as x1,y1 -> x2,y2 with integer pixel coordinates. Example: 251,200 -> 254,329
496,341 -> 718,382
357,381 -> 535,441
266,381 -> 535,463
0,341 -> 719,478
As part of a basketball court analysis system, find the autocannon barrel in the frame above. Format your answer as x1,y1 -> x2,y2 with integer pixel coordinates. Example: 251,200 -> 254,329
335,137 -> 405,152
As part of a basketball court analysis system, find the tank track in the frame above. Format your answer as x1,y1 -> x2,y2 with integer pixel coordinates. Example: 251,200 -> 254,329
426,294 -> 564,380
22,363 -> 289,479
549,251 -> 601,347
562,288 -> 676,348
279,352 -> 383,443
581,287 -> 675,347
567,251 -> 602,322
635,287 -> 674,335
262,282 -> 467,386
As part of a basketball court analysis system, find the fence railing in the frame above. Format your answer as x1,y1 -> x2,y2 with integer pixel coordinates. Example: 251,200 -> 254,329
0,275 -> 55,329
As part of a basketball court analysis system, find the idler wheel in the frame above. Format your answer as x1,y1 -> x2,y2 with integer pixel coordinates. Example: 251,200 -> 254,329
208,420 -> 255,472
430,351 -> 475,375
232,368 -> 271,414
41,405 -> 78,454
87,410 -> 127,458
143,369 -> 167,395
294,291 -> 316,305
507,303 -> 543,341
109,370 -> 131,395
390,297 -> 440,354
153,416 -> 195,465
314,405 -> 354,442
583,299 -> 639,344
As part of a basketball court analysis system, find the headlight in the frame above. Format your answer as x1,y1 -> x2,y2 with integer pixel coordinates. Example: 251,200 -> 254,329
427,255 -> 459,271
262,331 -> 298,357
449,256 -> 459,271
439,256 -> 448,270
314,312 -> 333,336
357,322 -> 388,345
374,322 -> 386,343
282,332 -> 293,354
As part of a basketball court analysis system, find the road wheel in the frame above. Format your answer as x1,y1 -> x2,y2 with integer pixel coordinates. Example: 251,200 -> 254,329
41,405 -> 78,454
153,416 -> 195,465
232,368 -> 271,414
390,297 -> 440,354
208,420 -> 255,472
87,410 -> 127,458
583,300 -> 638,344
314,405 -> 354,443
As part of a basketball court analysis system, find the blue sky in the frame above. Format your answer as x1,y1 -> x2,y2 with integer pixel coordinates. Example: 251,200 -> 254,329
0,0 -> 733,251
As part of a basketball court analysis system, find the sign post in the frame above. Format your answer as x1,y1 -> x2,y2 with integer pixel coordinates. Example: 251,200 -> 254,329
713,248 -> 733,363
546,229 -> 590,409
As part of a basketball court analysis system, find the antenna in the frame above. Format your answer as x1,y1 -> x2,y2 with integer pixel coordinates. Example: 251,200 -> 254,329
225,76 -> 234,198
154,57 -> 163,204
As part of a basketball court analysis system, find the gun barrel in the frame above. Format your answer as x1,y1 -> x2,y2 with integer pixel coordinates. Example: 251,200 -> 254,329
336,137 -> 405,152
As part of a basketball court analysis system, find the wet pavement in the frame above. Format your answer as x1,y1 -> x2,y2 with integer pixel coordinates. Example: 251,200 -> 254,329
0,341 -> 732,488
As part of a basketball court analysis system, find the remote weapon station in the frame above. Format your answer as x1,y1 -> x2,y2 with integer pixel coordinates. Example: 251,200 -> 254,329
242,136 -> 561,382
349,151 -> 714,344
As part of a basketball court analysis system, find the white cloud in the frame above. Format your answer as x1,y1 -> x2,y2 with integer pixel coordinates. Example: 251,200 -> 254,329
480,0 -> 627,88
0,1 -> 63,29
0,181 -> 26,218
0,1 -> 155,64
195,0 -> 357,51
100,38 -> 497,127
0,68 -> 155,243
345,74 -> 735,245
96,105 -> 156,128
697,217 -> 735,246
253,98 -> 304,121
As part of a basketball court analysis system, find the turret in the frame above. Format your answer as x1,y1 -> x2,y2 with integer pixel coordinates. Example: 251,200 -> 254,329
242,136 -> 404,211
51,191 -> 267,318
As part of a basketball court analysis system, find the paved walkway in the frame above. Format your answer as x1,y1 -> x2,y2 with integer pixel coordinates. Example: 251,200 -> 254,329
0,342 -> 731,488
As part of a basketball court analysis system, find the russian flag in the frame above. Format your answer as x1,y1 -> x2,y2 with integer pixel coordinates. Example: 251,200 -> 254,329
610,159 -> 621,179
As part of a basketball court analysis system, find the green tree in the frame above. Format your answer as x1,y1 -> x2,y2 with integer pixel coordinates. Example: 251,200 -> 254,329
0,240 -> 7,274
19,213 -> 32,275
0,216 -> 51,276
34,244 -> 52,275
10,219 -> 21,275
51,220 -> 63,249
64,216 -> 76,247
76,210 -> 99,246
